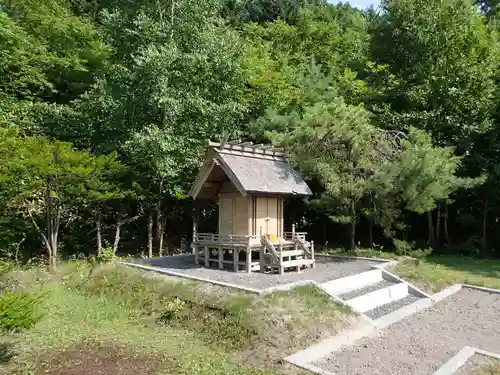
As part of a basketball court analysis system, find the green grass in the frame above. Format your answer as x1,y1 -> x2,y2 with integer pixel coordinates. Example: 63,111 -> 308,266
392,255 -> 500,293
320,247 -> 398,259
479,360 -> 500,375
319,247 -> 434,260
1,261 -> 353,375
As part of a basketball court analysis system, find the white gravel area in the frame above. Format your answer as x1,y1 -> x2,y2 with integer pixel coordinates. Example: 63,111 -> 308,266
313,288 -> 500,375
136,255 -> 381,290
455,353 -> 500,375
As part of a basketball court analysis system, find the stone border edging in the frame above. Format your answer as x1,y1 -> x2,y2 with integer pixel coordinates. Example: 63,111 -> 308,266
261,280 -> 318,295
286,283 -> 500,375
121,254 -> 393,297
433,346 -> 476,375
433,346 -> 500,375
120,261 -> 263,295
284,284 -> 467,375
285,322 -> 377,366
374,297 -> 434,328
461,284 -> 500,295
432,284 -> 462,302
380,268 -> 431,299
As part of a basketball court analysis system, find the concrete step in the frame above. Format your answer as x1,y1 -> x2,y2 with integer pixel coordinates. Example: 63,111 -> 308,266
320,269 -> 383,296
338,279 -> 396,301
345,282 -> 409,313
364,293 -> 422,320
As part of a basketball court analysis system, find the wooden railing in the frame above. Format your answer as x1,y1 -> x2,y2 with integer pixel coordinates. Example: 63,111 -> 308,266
195,233 -> 257,245
283,231 -> 307,241
261,235 -> 280,263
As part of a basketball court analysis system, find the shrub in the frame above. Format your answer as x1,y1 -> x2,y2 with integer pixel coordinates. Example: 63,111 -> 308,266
157,298 -> 186,324
393,239 -> 416,256
96,247 -> 115,264
0,290 -> 44,332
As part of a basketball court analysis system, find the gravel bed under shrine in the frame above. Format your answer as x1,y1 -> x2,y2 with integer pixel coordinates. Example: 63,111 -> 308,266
134,254 -> 383,290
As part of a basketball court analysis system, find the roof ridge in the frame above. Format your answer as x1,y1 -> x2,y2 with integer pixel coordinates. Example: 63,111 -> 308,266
208,140 -> 285,157
216,148 -> 285,161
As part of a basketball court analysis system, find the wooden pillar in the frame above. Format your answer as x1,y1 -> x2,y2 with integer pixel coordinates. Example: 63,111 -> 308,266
279,244 -> 284,275
310,240 -> 315,269
246,247 -> 252,273
192,201 -> 199,264
259,245 -> 265,273
218,245 -> 224,269
233,248 -> 239,271
204,246 -> 209,267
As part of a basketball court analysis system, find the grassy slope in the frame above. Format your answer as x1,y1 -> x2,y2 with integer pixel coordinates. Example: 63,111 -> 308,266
2,262 -> 354,375
392,256 -> 500,293
480,360 -> 500,375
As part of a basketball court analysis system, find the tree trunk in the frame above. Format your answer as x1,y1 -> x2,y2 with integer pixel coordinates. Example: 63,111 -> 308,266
444,203 -> 451,246
435,204 -> 441,247
113,222 -> 121,254
156,203 -> 164,256
350,221 -> 356,251
350,202 -> 356,251
148,210 -> 153,258
155,180 -> 166,256
45,177 -> 59,271
482,200 -> 488,254
427,211 -> 435,248
96,208 -> 102,255
52,205 -> 60,270
368,220 -> 373,248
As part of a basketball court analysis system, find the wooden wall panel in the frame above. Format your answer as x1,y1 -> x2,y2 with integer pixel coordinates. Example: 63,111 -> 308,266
233,195 -> 249,235
218,196 -> 233,236
252,197 -> 281,238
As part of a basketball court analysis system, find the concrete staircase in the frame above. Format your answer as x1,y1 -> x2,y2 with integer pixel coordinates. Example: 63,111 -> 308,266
319,268 -> 431,324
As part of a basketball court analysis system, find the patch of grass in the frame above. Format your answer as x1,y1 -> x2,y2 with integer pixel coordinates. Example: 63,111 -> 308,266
319,247 -> 433,260
2,262 -> 352,375
319,247 -> 397,259
479,359 -> 500,375
392,255 -> 500,293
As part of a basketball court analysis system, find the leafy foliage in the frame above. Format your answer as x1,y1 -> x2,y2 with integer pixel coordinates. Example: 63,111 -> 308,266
0,290 -> 44,332
0,0 -> 500,261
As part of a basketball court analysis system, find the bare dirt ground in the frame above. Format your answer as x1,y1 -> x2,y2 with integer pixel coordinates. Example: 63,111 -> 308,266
34,341 -> 172,375
313,288 -> 500,375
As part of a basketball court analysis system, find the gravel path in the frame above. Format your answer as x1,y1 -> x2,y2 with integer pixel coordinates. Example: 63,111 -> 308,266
364,293 -> 422,320
313,288 -> 500,375
339,280 -> 395,301
455,354 -> 500,375
136,255 -> 381,290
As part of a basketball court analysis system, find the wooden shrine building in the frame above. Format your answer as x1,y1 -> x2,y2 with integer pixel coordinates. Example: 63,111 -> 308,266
189,140 -> 315,274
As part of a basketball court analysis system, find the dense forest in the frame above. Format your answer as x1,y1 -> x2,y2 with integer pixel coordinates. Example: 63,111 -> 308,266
1,0 -> 500,266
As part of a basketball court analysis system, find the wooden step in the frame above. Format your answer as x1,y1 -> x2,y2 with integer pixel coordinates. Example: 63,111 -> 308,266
270,259 -> 315,268
279,250 -> 306,257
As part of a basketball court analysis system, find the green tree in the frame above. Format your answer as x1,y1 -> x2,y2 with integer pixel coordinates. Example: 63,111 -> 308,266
0,0 -> 110,135
0,127 -> 124,269
371,0 -> 498,152
70,0 -> 248,254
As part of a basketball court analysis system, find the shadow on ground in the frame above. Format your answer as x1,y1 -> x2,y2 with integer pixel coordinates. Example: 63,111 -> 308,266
0,342 -> 14,364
